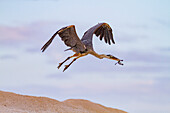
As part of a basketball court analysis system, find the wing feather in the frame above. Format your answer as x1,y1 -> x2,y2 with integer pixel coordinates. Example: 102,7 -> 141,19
41,30 -> 59,52
99,28 -> 104,40
108,30 -> 115,44
95,26 -> 102,37
41,25 -> 86,53
81,23 -> 115,50
103,29 -> 108,43
105,30 -> 111,45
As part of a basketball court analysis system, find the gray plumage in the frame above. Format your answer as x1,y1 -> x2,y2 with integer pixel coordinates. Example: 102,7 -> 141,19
81,23 -> 115,50
41,23 -> 123,72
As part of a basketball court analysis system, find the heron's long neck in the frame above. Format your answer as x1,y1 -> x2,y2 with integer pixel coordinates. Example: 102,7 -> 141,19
89,51 -> 120,61
89,51 -> 107,59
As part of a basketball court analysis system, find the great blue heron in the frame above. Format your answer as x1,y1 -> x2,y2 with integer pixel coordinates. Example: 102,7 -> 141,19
41,23 -> 123,72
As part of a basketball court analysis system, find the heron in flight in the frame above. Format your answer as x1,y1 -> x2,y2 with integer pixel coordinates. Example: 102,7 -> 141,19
41,23 -> 123,72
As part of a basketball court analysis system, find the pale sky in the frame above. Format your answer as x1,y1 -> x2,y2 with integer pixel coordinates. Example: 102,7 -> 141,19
0,0 -> 170,113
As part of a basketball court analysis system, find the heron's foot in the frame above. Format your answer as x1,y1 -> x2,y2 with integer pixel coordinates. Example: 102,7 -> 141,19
115,60 -> 123,65
63,65 -> 70,72
57,63 -> 63,69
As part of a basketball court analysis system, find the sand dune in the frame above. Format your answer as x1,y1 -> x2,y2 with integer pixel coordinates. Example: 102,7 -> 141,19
0,91 -> 127,113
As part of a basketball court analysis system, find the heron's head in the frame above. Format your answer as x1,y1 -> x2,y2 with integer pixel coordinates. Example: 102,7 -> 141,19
106,54 -> 123,65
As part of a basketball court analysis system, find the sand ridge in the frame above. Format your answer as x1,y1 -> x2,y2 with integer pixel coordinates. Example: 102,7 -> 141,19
0,91 -> 127,113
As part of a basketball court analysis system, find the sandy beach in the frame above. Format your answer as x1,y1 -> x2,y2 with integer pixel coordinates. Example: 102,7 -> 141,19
0,91 -> 127,113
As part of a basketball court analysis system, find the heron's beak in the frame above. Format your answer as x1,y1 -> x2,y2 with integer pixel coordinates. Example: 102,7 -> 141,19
115,60 -> 124,65
106,54 -> 124,65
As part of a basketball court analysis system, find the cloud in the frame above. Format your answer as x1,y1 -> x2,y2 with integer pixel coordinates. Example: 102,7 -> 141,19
110,31 -> 143,44
0,21 -> 71,61
0,24 -> 39,45
0,21 -> 67,45
0,26 -> 23,41
25,47 -> 41,53
121,50 -> 170,63
46,73 -> 72,79
154,77 -> 170,94
2,75 -> 162,98
26,0 -> 59,1
0,54 -> 17,60
159,47 -> 170,52
154,18 -> 170,28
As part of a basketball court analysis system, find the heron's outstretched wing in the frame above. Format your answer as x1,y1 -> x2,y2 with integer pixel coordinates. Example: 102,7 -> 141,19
41,25 -> 86,53
81,23 -> 115,50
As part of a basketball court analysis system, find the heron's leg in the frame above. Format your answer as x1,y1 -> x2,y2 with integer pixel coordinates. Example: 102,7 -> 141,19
63,54 -> 85,72
57,53 -> 78,69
